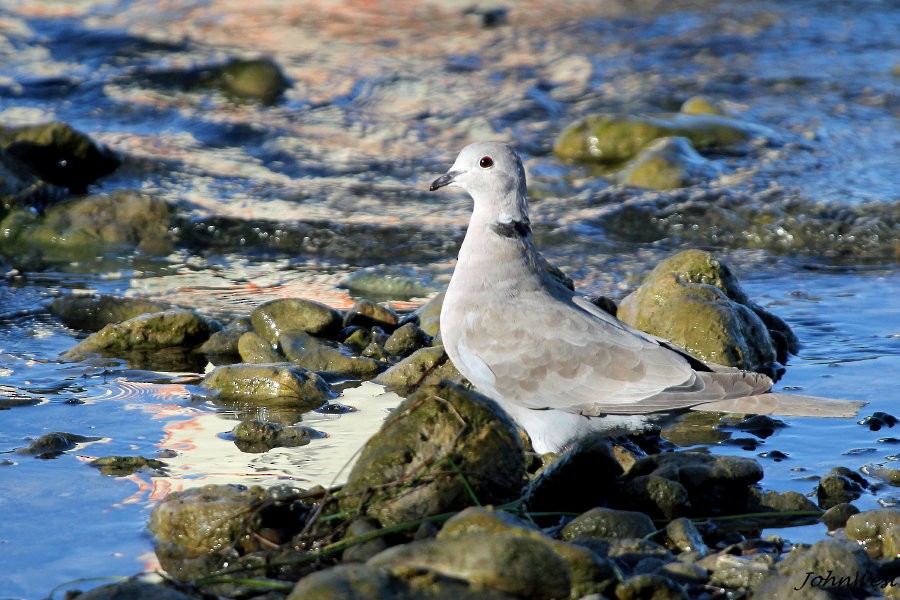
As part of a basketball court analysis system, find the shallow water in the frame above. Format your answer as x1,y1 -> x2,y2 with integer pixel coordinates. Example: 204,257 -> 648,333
0,0 -> 898,598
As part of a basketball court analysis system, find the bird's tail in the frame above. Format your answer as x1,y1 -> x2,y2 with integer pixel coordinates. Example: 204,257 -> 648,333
691,393 -> 866,418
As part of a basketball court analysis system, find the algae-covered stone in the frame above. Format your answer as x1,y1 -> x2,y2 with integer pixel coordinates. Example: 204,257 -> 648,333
148,483 -> 268,580
341,517 -> 390,563
554,112 -> 766,165
411,292 -> 444,338
615,574 -> 689,600
91,455 -> 167,476
217,57 -> 289,104
618,250 -> 783,372
439,507 -> 541,539
820,502 -> 860,531
344,299 -> 400,331
0,190 -> 173,263
344,266 -> 436,301
0,121 -> 120,192
72,580 -> 194,600
560,507 -> 656,541
844,508 -> 900,558
367,534 -> 571,600
617,136 -> 720,190
280,331 -> 382,378
203,363 -> 335,408
251,298 -> 343,343
63,309 -> 216,358
383,322 -> 429,358
232,419 -> 318,453
775,537 -> 876,593
16,431 -> 99,457
199,316 -> 252,356
0,148 -> 66,214
373,345 -> 465,392
680,96 -> 728,116
237,331 -> 284,363
817,466 -> 868,509
339,383 -> 526,527
746,487 -> 821,515
623,474 -> 691,520
708,553 -> 774,590
663,518 -> 708,555
50,294 -> 174,332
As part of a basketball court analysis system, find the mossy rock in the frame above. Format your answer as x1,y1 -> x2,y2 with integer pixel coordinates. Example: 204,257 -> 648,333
374,345 -> 463,390
617,136 -> 720,190
343,266 -> 436,302
202,362 -> 335,408
554,112 -> 765,165
280,331 -> 382,379
339,383 -> 526,527
232,419 -> 318,453
63,309 -> 216,358
0,190 -> 172,263
560,507 -> 656,541
237,331 -> 285,363
844,508 -> 900,559
410,292 -> 444,338
618,250 -> 790,372
344,299 -> 400,330
0,121 -> 120,192
680,95 -> 728,116
216,57 -> 289,104
251,298 -> 343,343
50,294 -> 173,332
199,317 -> 252,356
91,455 -> 167,476
0,148 -> 66,214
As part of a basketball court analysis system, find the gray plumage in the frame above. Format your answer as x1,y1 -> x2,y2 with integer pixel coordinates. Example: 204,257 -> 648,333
430,142 -> 863,453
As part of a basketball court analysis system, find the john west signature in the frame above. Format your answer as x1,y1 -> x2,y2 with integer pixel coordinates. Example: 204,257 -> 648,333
795,570 -> 898,591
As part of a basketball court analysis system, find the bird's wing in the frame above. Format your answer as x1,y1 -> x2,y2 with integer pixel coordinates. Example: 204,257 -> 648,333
454,286 -> 747,414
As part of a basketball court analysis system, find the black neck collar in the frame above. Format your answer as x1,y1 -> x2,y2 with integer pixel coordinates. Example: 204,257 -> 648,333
490,220 -> 531,239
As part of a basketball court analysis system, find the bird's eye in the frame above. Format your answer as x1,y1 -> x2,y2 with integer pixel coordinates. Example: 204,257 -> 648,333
479,156 -> 494,169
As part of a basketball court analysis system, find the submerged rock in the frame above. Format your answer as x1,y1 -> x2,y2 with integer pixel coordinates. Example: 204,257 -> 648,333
618,250 -> 790,373
16,431 -> 99,458
63,309 -> 217,358
202,362 -> 335,408
91,455 -> 167,476
0,121 -> 120,192
816,466 -> 868,509
231,419 -> 319,453
217,57 -> 290,104
0,190 -> 173,264
251,298 -> 343,343
616,136 -> 721,190
69,579 -> 194,600
50,294 -> 173,332
339,382 -> 526,527
0,148 -> 66,214
343,266 -> 437,301
554,112 -> 767,165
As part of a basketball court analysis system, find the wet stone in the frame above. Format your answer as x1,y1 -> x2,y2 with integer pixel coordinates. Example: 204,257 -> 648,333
339,382 -> 526,527
251,298 -> 343,344
775,537 -> 877,593
199,316 -> 252,356
746,487 -> 821,515
817,466 -> 869,509
655,561 -> 709,585
280,331 -> 382,378
70,579 -> 194,600
344,266 -> 436,302
367,534 -> 571,600
16,431 -> 99,458
383,321 -> 429,358
664,518 -> 709,555
373,345 -> 463,390
202,362 -> 336,408
617,136 -> 721,190
216,57 -> 289,104
560,507 -> 656,542
409,291 -> 444,338
708,552 -> 775,590
50,294 -> 173,332
237,331 -> 284,363
91,455 -> 167,476
62,309 -> 217,358
232,419 -> 318,453
820,502 -> 860,531
343,299 -> 400,331
844,508 -> 900,559
622,474 -> 690,520
614,573 -> 689,600
340,517 -> 390,563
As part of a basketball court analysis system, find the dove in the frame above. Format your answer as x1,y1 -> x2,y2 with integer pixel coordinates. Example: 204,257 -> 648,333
429,141 -> 864,453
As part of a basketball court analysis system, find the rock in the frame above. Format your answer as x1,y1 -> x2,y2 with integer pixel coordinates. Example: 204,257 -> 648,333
438,506 -> 540,539
624,451 -> 763,516
62,309 -> 217,359
605,537 -> 673,568
708,552 -> 775,590
560,507 -> 656,541
817,466 -> 868,509
251,298 -> 343,343
775,537 -> 877,594
148,484 -> 269,580
622,474 -> 691,520
344,299 -> 400,331
367,534 -> 571,600
680,95 -> 729,116
16,431 -> 99,457
526,435 -> 624,517
746,487 -> 821,516
383,322 -> 429,358
50,294 -> 173,332
616,136 -> 721,190
341,517 -> 390,563
91,455 -> 167,476
231,419 -> 318,453
339,382 -> 526,527
663,518 -> 708,555
411,292 -> 444,338
199,317 -> 252,356
280,331 -> 382,378
374,345 -> 463,390
0,148 -> 67,214
655,561 -> 708,585
862,463 -> 900,486
70,579 -> 194,600
217,57 -> 289,104
554,112 -> 767,165
202,363 -> 335,409
820,502 -> 860,531
344,266 -> 436,301
844,508 -> 900,558
0,121 -> 120,192
0,190 -> 173,264
618,250 -> 783,373
237,331 -> 284,363
614,574 -> 689,600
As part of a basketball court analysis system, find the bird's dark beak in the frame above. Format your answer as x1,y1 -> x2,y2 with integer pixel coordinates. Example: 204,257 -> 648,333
429,171 -> 458,191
